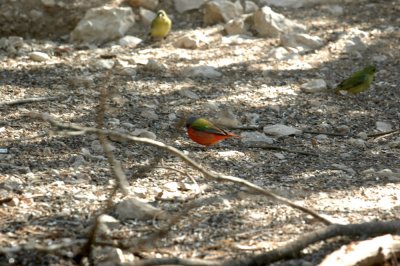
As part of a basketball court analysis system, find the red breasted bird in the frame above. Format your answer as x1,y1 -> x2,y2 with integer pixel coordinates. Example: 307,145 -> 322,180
186,116 -> 240,146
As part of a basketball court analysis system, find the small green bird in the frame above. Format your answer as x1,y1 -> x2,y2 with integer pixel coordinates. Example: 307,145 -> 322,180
150,10 -> 172,40
335,65 -> 376,94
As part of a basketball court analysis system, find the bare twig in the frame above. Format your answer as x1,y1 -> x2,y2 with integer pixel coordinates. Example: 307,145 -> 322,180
247,143 -> 319,156
32,112 -> 333,225
75,75 -> 130,265
302,130 -> 348,137
367,129 -> 400,138
225,219 -> 400,266
0,96 -> 60,107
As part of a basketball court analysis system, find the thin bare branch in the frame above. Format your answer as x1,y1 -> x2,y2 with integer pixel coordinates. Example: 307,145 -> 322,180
32,112 -> 333,225
0,96 -> 61,107
225,219 -> 400,266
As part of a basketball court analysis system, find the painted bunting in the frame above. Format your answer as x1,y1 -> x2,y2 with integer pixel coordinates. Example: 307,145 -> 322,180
150,10 -> 172,40
186,117 -> 240,146
335,65 -> 376,94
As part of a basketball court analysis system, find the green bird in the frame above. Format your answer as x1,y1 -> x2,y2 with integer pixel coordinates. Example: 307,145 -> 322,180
150,10 -> 172,40
335,65 -> 376,94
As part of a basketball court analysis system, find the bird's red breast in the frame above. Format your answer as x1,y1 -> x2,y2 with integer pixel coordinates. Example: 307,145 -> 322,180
187,126 -> 239,146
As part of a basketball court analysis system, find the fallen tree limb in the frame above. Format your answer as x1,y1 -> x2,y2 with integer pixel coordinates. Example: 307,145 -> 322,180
319,234 -> 400,266
225,219 -> 400,266
32,112 -> 332,225
0,96 -> 60,107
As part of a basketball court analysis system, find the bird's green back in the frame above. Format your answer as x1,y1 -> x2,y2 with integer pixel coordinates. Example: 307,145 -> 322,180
335,65 -> 376,94
189,118 -> 227,135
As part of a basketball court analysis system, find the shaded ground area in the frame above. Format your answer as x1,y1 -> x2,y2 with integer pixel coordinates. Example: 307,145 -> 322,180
0,0 -> 399,265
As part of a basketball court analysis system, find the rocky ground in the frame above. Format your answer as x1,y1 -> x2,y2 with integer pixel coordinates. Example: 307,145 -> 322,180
0,0 -> 399,265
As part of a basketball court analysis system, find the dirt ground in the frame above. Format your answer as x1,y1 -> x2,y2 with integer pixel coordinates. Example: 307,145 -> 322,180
0,0 -> 399,265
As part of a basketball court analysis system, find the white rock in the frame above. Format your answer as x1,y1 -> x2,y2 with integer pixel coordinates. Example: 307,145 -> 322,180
140,109 -> 159,120
120,67 -> 137,77
174,0 -> 207,13
144,59 -> 168,72
331,163 -> 356,175
203,0 -> 243,25
132,187 -> 148,198
29,51 -> 50,62
126,0 -> 159,10
348,138 -> 366,148
184,65 -> 222,79
94,59 -> 114,70
336,125 -> 350,134
139,8 -> 156,25
179,89 -> 200,99
253,6 -> 306,37
300,79 -> 327,93
41,0 -> 55,7
357,131 -> 368,140
273,152 -> 286,159
174,31 -> 210,49
71,155 -> 86,168
93,247 -> 134,265
217,150 -> 245,157
70,7 -> 135,43
118,35 -> 142,47
244,1 -> 259,13
132,129 -> 157,140
263,124 -> 302,137
333,29 -> 368,54
115,197 -> 165,221
3,176 -> 24,190
376,169 -> 400,180
98,214 -> 119,227
267,47 -> 297,60
281,33 -> 324,51
163,182 -> 180,192
321,5 -> 343,15
315,134 -> 328,140
241,132 -> 274,145
224,16 -> 250,35
376,121 -> 392,132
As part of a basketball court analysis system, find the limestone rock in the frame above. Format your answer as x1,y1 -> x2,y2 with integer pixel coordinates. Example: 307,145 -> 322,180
119,35 -> 142,47
174,0 -> 207,13
139,8 -> 156,25
300,79 -> 327,93
115,197 -> 165,221
184,65 -> 222,79
29,51 -> 50,62
203,0 -> 243,25
70,6 -> 135,43
126,0 -> 159,10
253,6 -> 306,37
263,124 -> 302,137
281,33 -> 324,51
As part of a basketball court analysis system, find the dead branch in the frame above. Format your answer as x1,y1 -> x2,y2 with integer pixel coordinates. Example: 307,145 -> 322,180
32,112 -> 332,225
368,129 -> 400,139
0,96 -> 60,107
319,234 -> 400,266
75,81 -> 130,265
302,130 -> 348,137
246,143 -> 319,156
224,219 -> 400,266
